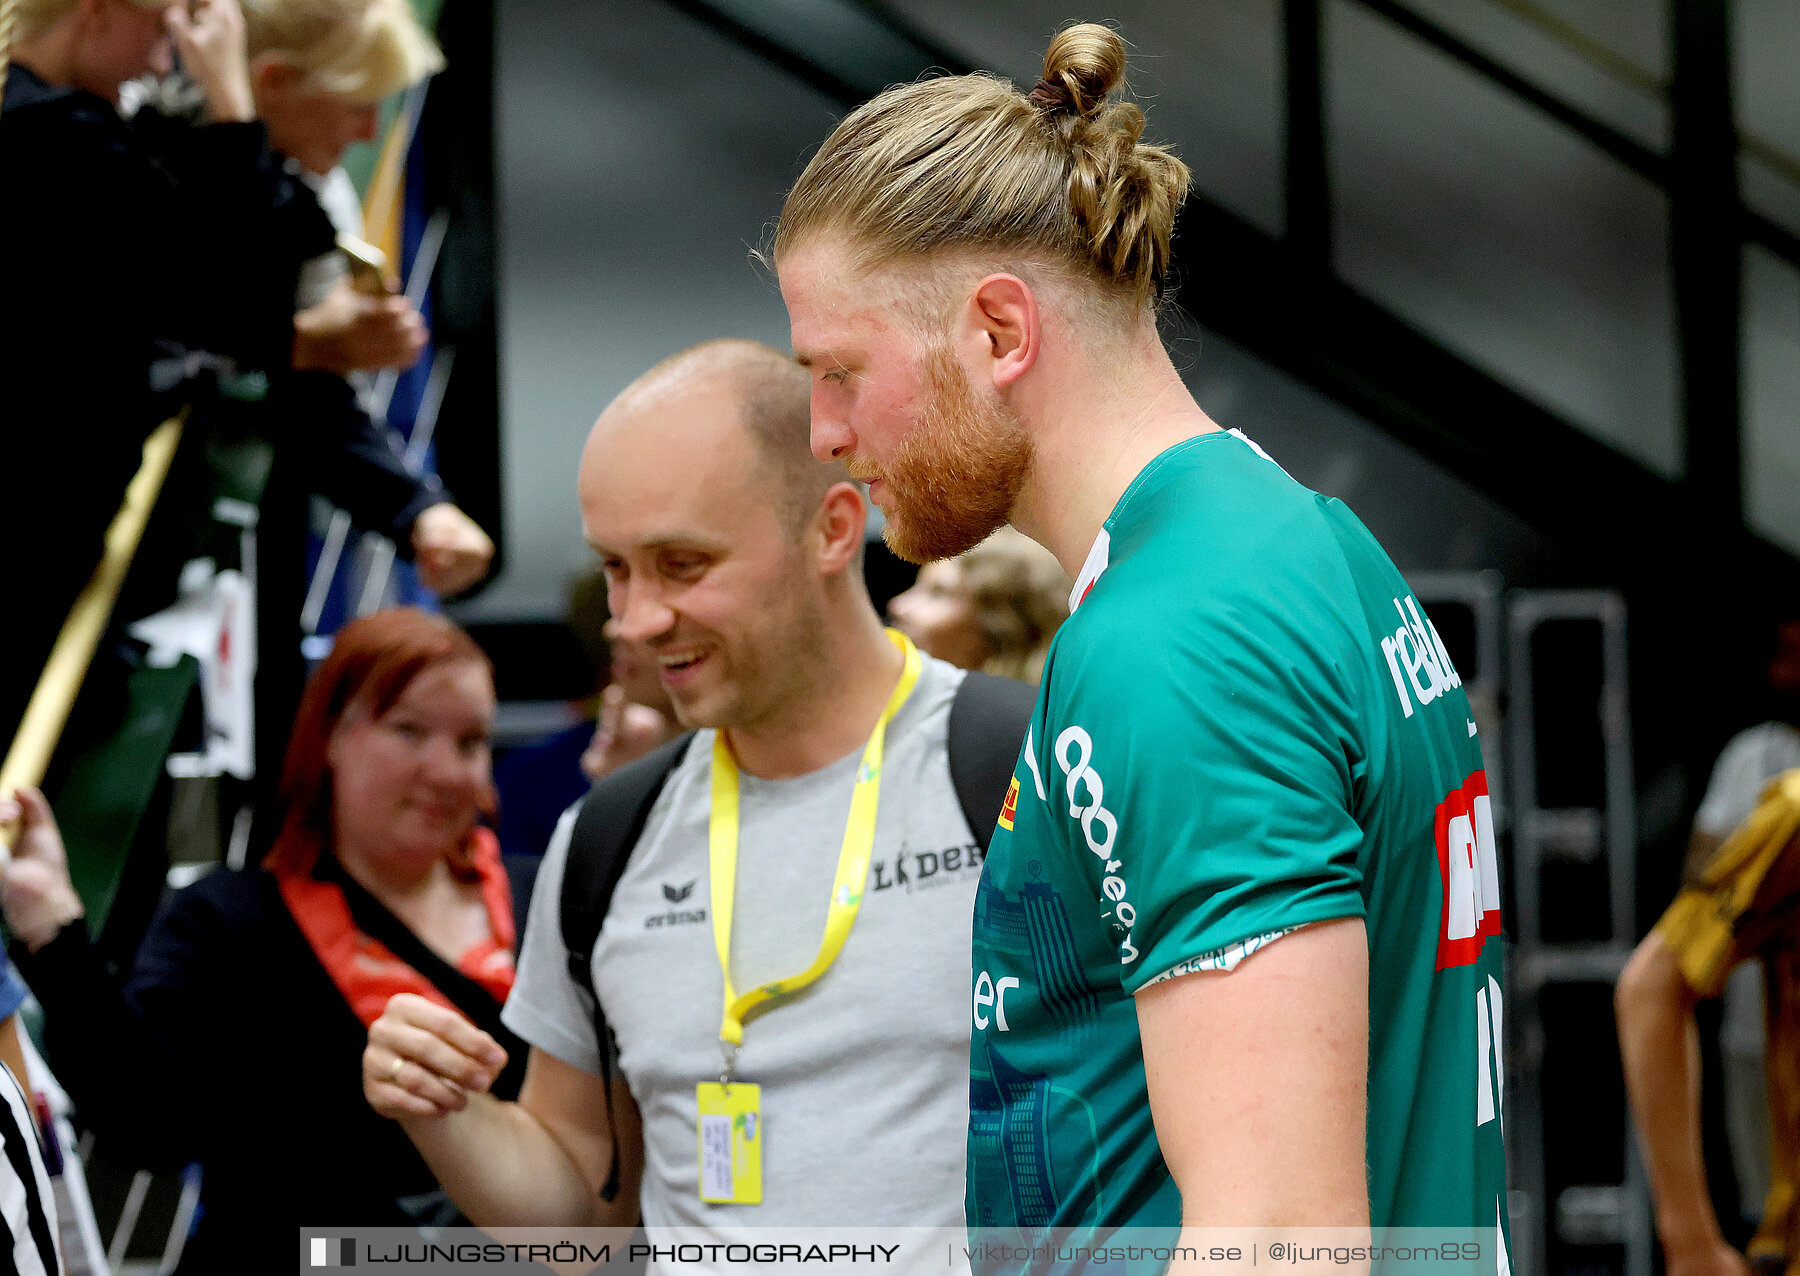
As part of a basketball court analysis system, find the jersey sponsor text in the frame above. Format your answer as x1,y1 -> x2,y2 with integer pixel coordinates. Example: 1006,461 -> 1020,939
1435,770 -> 1502,970
1054,726 -> 1139,964
1380,596 -> 1462,719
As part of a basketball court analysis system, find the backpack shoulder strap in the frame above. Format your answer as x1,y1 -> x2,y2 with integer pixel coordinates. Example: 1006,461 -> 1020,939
946,671 -> 1038,852
559,731 -> 695,1001
557,729 -> 694,1205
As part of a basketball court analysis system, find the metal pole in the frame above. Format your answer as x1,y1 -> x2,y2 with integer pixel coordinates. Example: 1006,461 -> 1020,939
0,417 -> 186,853
301,207 -> 451,633
1283,0 -> 1332,274
356,345 -> 456,616
1670,0 -> 1743,522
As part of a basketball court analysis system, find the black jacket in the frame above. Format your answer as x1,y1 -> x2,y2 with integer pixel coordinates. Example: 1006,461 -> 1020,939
1,65 -> 447,747
15,859 -> 535,1273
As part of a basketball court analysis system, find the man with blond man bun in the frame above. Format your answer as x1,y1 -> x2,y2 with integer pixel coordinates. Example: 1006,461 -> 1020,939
774,21 -> 1510,1261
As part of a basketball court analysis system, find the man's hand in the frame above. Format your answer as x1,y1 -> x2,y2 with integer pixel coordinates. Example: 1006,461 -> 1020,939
411,504 -> 494,597
165,0 -> 253,123
366,993 -> 509,1122
0,789 -> 86,953
1665,1238 -> 1751,1276
293,283 -> 428,375
369,1015 -> 640,1230
581,685 -> 679,782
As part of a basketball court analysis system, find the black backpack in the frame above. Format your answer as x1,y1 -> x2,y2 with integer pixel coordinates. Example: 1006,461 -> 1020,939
556,670 -> 1035,1200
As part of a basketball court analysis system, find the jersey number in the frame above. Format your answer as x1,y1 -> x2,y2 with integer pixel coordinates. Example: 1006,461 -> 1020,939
1475,975 -> 1504,1127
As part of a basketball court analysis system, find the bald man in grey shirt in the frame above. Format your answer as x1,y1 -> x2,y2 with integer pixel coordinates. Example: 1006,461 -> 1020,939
510,652 -> 978,1232
363,341 -> 1001,1245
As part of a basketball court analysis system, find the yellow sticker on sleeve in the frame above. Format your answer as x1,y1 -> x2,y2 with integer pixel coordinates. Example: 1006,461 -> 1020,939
695,1082 -> 762,1204
998,776 -> 1019,830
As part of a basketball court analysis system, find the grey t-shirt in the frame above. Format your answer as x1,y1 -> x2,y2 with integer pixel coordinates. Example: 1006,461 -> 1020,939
505,655 -> 981,1231
1695,721 -> 1800,837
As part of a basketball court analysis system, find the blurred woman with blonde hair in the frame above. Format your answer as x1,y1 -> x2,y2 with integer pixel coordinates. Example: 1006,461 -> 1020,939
889,527 -> 1069,683
242,0 -> 440,172
1,0 -> 284,744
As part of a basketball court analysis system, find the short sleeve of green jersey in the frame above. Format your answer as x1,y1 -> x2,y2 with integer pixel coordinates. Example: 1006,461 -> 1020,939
1051,583 -> 1370,997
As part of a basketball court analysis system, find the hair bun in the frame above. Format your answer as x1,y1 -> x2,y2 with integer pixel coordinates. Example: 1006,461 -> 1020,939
775,16 -> 1189,312
1034,23 -> 1127,120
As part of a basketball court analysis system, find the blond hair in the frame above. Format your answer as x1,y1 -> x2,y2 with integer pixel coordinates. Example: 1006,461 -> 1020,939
11,0 -> 163,43
960,528 -> 1069,683
775,23 -> 1190,312
242,0 -> 442,103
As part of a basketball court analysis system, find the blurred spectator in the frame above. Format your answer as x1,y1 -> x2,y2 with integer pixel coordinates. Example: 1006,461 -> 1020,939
246,0 -> 433,375
888,525 -> 1069,683
0,0 -> 286,744
582,630 -> 682,782
229,0 -> 492,599
0,0 -> 490,770
492,567 -> 678,859
1682,618 -> 1800,1238
0,1054 -> 59,1276
0,958 -> 61,1276
1692,622 -> 1800,866
217,0 -> 494,823
0,609 -> 531,1272
1619,770 -> 1800,1276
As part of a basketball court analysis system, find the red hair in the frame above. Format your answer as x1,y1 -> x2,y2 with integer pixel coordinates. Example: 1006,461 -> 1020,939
263,608 -> 496,881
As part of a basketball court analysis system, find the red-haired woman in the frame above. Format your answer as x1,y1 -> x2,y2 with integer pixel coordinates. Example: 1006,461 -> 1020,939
0,608 -> 531,1273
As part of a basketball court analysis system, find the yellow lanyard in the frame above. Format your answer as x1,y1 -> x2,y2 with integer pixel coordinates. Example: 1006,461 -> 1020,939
708,629 -> 921,1077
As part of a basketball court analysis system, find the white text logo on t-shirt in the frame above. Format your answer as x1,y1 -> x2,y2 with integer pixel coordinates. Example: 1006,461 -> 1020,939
1055,726 -> 1139,964
1379,595 -> 1462,719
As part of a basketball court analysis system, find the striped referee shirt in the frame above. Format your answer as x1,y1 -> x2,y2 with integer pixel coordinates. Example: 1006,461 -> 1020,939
0,1061 -> 58,1276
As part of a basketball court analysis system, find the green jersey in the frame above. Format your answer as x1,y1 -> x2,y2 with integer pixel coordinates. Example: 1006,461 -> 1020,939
967,432 -> 1507,1249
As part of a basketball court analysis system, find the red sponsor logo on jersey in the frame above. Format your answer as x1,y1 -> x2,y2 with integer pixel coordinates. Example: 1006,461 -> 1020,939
998,776 -> 1019,831
1435,769 -> 1502,970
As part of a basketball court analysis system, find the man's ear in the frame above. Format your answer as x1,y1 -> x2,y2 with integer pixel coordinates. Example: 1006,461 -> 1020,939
960,273 -> 1041,393
250,53 -> 298,100
814,481 -> 869,576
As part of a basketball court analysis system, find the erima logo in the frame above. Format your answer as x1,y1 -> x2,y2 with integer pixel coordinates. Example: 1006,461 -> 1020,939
645,882 -> 705,928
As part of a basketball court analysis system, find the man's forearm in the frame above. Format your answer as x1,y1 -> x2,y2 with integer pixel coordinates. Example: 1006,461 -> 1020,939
1616,935 -> 1724,1251
400,1093 -> 627,1229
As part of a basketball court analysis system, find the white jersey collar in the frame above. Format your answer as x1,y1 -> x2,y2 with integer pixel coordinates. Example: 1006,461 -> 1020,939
1068,528 -> 1111,613
1065,430 -> 1283,614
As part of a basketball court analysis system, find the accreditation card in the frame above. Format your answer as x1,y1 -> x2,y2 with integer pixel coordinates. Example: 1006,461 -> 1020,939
695,1082 -> 762,1204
